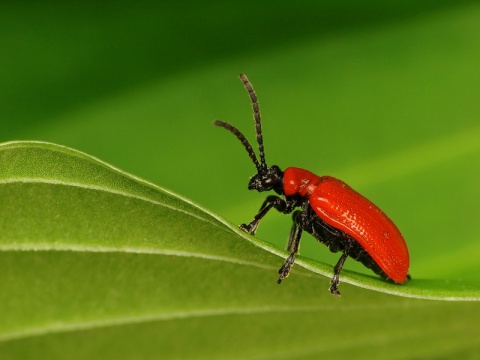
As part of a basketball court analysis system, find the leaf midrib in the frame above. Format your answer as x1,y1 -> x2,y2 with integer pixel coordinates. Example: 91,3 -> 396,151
0,301 -> 433,344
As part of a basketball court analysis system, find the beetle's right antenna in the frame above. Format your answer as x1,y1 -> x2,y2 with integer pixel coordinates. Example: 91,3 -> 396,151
239,74 -> 267,173
213,120 -> 262,172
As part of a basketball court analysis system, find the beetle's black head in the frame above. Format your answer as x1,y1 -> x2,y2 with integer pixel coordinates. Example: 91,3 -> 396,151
248,165 -> 283,193
213,74 -> 284,195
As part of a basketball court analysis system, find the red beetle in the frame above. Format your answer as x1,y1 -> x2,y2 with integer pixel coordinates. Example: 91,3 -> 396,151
214,74 -> 409,296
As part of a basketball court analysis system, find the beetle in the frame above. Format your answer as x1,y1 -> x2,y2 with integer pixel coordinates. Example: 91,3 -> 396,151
213,74 -> 410,296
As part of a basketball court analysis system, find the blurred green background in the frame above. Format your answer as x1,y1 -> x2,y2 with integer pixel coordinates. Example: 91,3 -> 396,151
2,1 -> 480,285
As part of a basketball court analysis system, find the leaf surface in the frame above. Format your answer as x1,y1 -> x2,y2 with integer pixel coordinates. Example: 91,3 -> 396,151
0,142 -> 479,359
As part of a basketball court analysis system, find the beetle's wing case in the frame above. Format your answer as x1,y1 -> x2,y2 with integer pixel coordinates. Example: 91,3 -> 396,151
309,176 -> 409,283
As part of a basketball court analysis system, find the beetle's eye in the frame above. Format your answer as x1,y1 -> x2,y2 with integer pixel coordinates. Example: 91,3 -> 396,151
261,177 -> 273,187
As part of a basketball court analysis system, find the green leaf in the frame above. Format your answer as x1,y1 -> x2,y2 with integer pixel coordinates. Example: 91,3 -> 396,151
1,141 -> 479,359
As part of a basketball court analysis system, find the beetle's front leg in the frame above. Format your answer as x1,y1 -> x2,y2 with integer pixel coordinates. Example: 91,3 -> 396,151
240,195 -> 294,235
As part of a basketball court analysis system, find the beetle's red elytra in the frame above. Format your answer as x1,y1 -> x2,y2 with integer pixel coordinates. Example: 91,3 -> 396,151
213,74 -> 410,296
285,168 -> 409,284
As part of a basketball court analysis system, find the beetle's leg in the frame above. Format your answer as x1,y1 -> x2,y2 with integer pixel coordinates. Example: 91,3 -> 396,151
329,251 -> 349,296
277,209 -> 305,284
240,195 -> 288,235
285,211 -> 302,253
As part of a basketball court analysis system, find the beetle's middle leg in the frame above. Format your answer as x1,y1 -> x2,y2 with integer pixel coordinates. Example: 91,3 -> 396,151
277,206 -> 309,284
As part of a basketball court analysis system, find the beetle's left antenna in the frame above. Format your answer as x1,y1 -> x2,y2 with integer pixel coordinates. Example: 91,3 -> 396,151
213,120 -> 262,172
239,74 -> 267,173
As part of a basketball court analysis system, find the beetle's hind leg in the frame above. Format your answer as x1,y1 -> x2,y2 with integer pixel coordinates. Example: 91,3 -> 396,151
329,252 -> 349,296
277,209 -> 307,284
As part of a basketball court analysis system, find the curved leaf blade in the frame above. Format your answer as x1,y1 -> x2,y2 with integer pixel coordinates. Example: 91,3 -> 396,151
0,141 -> 479,359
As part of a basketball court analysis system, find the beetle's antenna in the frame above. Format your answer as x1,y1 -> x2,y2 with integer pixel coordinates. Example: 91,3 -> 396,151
239,74 -> 267,173
213,120 -> 262,172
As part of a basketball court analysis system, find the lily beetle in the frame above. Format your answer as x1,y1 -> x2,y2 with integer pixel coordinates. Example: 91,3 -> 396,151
213,74 -> 410,296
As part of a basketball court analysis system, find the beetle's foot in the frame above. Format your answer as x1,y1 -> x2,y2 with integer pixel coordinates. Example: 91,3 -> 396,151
329,274 -> 341,297
277,253 -> 295,284
277,272 -> 288,284
239,222 -> 258,235
239,223 -> 250,232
